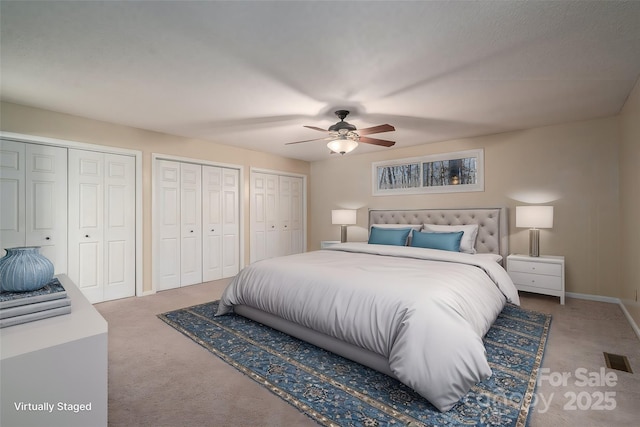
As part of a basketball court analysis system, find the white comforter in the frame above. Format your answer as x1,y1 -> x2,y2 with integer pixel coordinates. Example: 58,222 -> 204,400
216,243 -> 520,411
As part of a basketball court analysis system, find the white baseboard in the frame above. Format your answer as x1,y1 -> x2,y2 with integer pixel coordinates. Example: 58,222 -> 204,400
566,292 -> 640,341
619,300 -> 640,342
565,291 -> 620,304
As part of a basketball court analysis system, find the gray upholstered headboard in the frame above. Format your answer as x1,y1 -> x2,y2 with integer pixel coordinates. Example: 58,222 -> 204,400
368,207 -> 509,262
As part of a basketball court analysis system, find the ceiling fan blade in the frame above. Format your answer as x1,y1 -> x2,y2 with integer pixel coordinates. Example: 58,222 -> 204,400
357,124 -> 395,135
303,125 -> 330,132
359,136 -> 396,147
285,137 -> 327,145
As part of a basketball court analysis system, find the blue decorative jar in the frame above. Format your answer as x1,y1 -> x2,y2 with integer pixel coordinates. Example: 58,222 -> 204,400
0,247 -> 55,292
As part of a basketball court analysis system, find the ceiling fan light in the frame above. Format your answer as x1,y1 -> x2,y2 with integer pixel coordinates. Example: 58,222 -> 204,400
327,139 -> 358,155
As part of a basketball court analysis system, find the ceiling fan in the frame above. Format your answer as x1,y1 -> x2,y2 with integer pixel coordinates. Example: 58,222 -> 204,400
285,110 -> 396,154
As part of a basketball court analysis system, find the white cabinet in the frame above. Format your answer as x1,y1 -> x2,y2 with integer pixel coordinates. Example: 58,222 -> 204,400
0,140 -> 67,273
250,172 -> 305,263
154,159 -> 240,291
1,275 -> 108,427
68,149 -> 136,303
507,254 -> 565,304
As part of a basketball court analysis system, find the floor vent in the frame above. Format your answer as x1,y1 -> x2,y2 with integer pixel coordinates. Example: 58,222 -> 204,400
603,352 -> 633,373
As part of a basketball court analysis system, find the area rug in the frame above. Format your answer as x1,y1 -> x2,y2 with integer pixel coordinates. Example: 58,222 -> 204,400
159,302 -> 551,427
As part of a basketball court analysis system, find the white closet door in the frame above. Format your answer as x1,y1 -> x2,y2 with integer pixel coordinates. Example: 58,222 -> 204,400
25,144 -> 68,274
250,172 -> 279,262
0,142 -> 67,272
180,163 -> 202,286
155,160 -> 181,291
279,176 -> 292,256
264,174 -> 279,259
202,166 -> 222,281
250,172 -> 266,263
69,149 -> 135,303
289,176 -> 304,255
0,140 -> 27,255
203,166 -> 239,280
222,168 -> 239,277
103,154 -> 135,301
68,149 -> 104,303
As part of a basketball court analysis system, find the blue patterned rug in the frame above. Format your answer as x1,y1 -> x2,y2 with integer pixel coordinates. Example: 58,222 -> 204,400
159,302 -> 550,427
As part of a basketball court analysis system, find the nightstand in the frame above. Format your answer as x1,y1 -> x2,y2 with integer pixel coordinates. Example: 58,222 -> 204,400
320,240 -> 341,249
507,254 -> 565,304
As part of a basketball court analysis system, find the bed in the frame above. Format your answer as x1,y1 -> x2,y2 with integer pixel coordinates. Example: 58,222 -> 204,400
216,207 -> 520,411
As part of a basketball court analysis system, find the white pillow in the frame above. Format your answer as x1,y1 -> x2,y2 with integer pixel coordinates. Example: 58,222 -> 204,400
371,224 -> 422,245
421,223 -> 479,254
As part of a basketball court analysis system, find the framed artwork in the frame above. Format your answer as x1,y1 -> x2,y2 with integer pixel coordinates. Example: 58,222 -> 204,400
372,149 -> 484,195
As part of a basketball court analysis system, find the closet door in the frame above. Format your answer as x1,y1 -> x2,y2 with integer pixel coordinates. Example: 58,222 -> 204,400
0,141 -> 67,272
202,166 -> 222,281
203,166 -> 240,281
221,168 -> 239,277
180,163 -> 202,286
279,176 -> 292,256
278,176 -> 304,257
289,176 -> 304,255
155,160 -> 181,291
0,140 -> 27,255
68,149 -> 104,302
25,144 -> 68,273
103,154 -> 135,301
250,172 -> 279,262
68,149 -> 135,303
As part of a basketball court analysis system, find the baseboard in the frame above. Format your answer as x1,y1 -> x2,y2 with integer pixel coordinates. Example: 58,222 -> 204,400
565,291 -> 620,304
566,292 -> 640,341
619,301 -> 640,342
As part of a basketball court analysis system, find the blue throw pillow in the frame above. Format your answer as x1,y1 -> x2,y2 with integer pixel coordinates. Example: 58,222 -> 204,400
368,227 -> 412,246
411,231 -> 464,252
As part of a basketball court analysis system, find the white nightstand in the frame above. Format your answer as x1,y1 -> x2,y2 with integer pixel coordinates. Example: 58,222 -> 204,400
321,240 -> 341,249
507,254 -> 565,305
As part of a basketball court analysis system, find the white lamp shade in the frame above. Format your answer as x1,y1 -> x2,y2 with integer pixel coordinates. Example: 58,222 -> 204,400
327,139 -> 358,154
516,206 -> 554,229
331,209 -> 357,225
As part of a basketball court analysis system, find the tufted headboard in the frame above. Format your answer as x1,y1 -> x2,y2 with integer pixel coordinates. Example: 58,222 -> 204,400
368,207 -> 508,262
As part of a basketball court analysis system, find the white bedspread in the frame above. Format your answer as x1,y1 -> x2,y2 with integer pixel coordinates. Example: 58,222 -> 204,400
216,242 -> 520,411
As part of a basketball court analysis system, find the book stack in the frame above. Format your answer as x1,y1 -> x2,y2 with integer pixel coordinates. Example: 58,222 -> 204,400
0,278 -> 71,328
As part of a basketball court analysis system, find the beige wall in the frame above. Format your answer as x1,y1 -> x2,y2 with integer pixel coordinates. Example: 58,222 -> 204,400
0,101 -> 311,293
619,78 -> 640,325
1,99 -> 633,303
310,117 -> 621,298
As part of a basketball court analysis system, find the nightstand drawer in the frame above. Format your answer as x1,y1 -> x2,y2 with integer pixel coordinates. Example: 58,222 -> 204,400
510,271 -> 563,291
508,260 -> 562,276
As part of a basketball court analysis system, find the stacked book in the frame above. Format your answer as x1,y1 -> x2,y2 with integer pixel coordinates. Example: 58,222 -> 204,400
0,278 -> 71,328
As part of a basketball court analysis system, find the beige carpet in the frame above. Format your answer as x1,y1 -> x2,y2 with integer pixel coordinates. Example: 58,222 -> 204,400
95,280 -> 640,427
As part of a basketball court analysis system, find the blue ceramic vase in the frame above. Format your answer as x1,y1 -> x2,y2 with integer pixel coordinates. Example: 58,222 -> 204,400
0,247 -> 55,292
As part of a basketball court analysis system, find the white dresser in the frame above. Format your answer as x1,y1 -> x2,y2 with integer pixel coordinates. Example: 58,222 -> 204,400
507,254 -> 565,304
1,275 -> 108,427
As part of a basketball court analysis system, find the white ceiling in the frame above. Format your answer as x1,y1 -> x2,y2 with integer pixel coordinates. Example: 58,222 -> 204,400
1,1 -> 639,162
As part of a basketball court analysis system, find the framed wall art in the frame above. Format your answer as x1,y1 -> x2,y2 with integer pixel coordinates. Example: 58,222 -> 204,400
372,149 -> 484,195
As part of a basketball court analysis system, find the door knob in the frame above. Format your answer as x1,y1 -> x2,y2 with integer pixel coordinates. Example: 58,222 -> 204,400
85,235 -> 90,238
45,237 -> 51,240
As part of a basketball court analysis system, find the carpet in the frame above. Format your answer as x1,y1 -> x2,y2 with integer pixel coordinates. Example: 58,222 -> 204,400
159,302 -> 551,427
